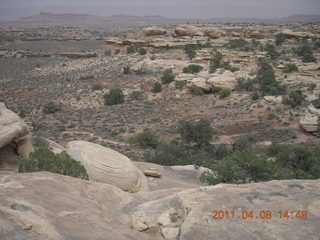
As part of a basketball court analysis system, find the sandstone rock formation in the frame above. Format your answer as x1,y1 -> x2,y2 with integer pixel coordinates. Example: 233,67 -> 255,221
207,70 -> 237,91
1,172 -> 319,240
245,28 -> 262,38
67,140 -> 148,193
204,27 -> 226,39
0,102 -> 29,149
300,104 -> 320,133
280,29 -> 316,39
175,25 -> 203,37
144,26 -> 167,36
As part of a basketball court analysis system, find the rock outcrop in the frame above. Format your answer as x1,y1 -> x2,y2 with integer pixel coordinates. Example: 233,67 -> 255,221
67,140 -> 148,193
175,25 -> 203,37
204,27 -> 226,39
144,26 -> 167,36
207,70 -> 237,91
300,104 -> 320,133
1,172 -> 319,240
0,102 -> 29,149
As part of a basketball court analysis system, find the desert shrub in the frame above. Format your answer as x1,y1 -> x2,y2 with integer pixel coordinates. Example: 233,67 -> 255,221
129,90 -> 144,100
128,130 -> 160,149
92,83 -> 103,91
175,80 -> 185,90
295,45 -> 316,62
228,66 -> 240,72
236,77 -> 255,91
267,112 -> 278,120
183,44 -> 197,59
191,88 -> 204,96
231,135 -> 257,153
79,75 -> 95,80
312,95 -> 320,109
138,47 -> 147,55
150,55 -> 156,60
161,69 -> 175,84
144,141 -> 209,166
255,59 -> 286,96
178,119 -> 216,147
267,144 -> 320,179
224,38 -> 248,49
123,66 -> 130,74
275,33 -> 286,46
200,149 -> 278,185
283,63 -> 298,73
218,88 -> 231,99
127,45 -> 136,54
252,92 -> 260,100
283,90 -> 306,107
43,102 -> 62,114
104,88 -> 124,105
265,43 -> 280,59
183,64 -> 203,74
19,147 -> 88,180
209,51 -> 223,73
152,82 -> 162,93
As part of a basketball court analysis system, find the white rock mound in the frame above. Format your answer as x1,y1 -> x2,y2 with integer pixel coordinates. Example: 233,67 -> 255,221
0,102 -> 30,149
67,140 -> 148,193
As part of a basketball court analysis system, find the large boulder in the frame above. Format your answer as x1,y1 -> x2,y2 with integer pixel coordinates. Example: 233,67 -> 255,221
175,25 -> 203,37
204,27 -> 226,39
144,26 -> 167,36
0,102 -> 29,149
280,29 -> 316,39
67,140 -> 148,193
207,70 -> 237,91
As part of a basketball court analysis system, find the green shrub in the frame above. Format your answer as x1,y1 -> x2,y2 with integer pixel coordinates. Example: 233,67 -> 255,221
123,66 -> 130,74
104,88 -> 124,105
228,66 -> 240,72
283,63 -> 298,73
43,102 -> 62,114
275,33 -> 286,46
209,51 -> 223,73
175,80 -> 185,90
183,64 -> 203,74
224,38 -> 248,49
152,82 -> 162,93
138,47 -> 147,55
267,144 -> 320,179
128,130 -> 160,149
256,59 -> 286,96
218,88 -> 231,99
127,45 -> 136,54
265,43 -> 280,59
312,95 -> 320,109
295,45 -> 316,63
19,147 -> 88,180
178,119 -> 216,147
129,90 -> 143,100
161,69 -> 175,84
200,149 -> 278,185
92,83 -> 103,91
236,77 -> 255,91
184,44 -> 197,60
231,135 -> 257,152
252,92 -> 260,100
283,90 -> 306,107
144,141 -> 209,166
267,112 -> 278,120
191,88 -> 204,96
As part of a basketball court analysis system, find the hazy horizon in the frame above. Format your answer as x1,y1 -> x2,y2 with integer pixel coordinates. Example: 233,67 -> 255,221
0,0 -> 319,21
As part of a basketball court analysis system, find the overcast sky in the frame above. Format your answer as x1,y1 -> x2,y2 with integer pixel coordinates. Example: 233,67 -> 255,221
0,0 -> 319,21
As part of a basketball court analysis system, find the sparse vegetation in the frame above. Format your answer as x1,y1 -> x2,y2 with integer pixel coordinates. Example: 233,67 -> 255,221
283,90 -> 306,107
104,88 -> 124,105
138,47 -> 147,55
209,51 -> 223,73
19,147 -> 89,180
283,63 -> 298,73
218,88 -> 231,99
43,102 -> 62,114
128,130 -> 161,149
152,82 -> 162,93
312,95 -> 320,109
183,64 -> 203,74
275,33 -> 286,46
161,69 -> 175,84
